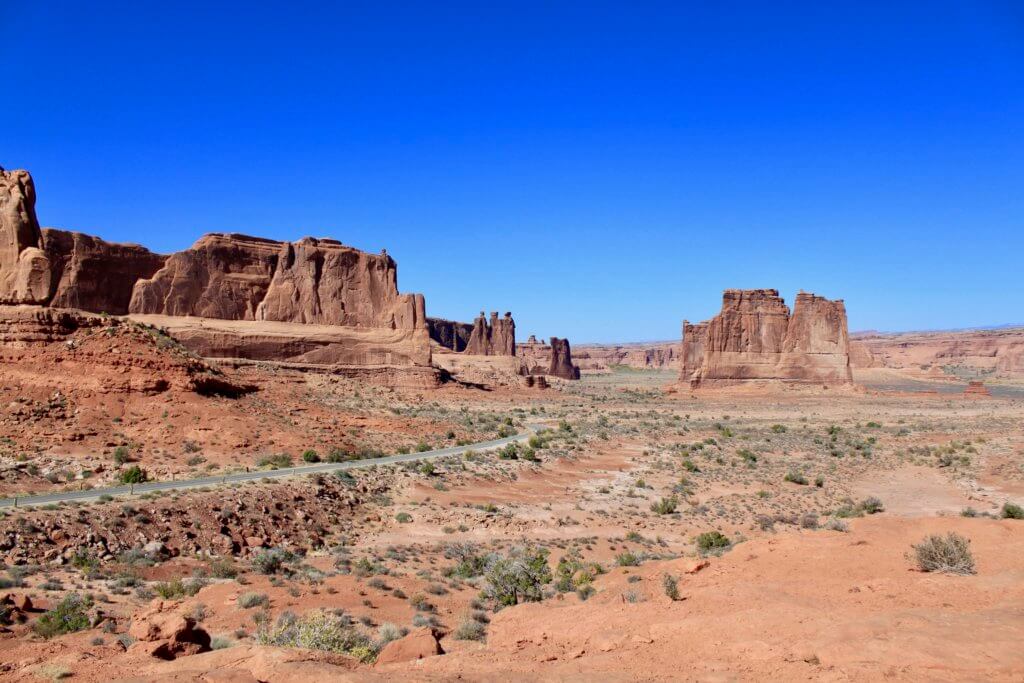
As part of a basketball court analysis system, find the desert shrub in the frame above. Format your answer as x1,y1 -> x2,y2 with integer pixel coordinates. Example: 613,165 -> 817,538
302,450 -> 320,463
251,547 -> 296,575
395,512 -> 413,523
113,446 -> 131,465
783,471 -> 808,485
824,518 -> 849,532
960,507 -> 978,518
1001,502 -> 1024,520
376,622 -> 405,646
238,592 -> 270,609
481,545 -> 552,609
211,636 -> 235,650
650,496 -> 678,515
33,593 -> 93,639
256,610 -> 376,662
208,558 -> 238,579
799,512 -> 819,529
576,584 -> 596,601
622,590 -> 645,603
859,496 -> 885,515
771,424 -> 787,433
154,576 -> 204,600
453,618 -> 487,641
554,548 -> 602,592
615,551 -> 641,567
662,574 -> 679,600
445,542 -> 490,579
909,533 -> 975,575
755,514 -> 775,531
118,465 -> 147,484
256,453 -> 292,469
418,462 -> 435,476
696,531 -> 731,555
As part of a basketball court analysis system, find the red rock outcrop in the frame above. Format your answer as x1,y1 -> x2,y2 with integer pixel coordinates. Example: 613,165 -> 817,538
42,229 -> 165,314
375,627 -> 445,666
681,289 -> 852,387
465,311 -> 516,356
129,603 -> 212,660
549,337 -> 581,380
850,327 -> 1024,381
1,166 -> 52,304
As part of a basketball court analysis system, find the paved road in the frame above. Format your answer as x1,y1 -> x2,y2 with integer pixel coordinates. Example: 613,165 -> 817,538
0,423 -> 543,509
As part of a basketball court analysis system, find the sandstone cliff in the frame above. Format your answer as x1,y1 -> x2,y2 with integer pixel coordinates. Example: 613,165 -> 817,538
572,342 -> 680,371
681,289 -> 852,387
0,167 -> 433,383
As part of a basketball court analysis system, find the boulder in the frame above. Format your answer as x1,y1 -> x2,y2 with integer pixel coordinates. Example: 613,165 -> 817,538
128,604 -> 211,660
375,627 -> 444,666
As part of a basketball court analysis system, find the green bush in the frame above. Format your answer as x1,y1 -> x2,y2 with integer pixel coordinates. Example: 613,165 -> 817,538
650,497 -> 678,515
1001,502 -> 1024,520
257,453 -> 292,469
395,512 -> 413,523
696,531 -> 731,554
33,593 -> 93,639
118,465 -> 147,484
251,547 -> 296,575
302,450 -> 320,463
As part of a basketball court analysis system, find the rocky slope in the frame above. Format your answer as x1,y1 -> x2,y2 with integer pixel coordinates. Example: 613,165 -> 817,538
681,289 -> 852,387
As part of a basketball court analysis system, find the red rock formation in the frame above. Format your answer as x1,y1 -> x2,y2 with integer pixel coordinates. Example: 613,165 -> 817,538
682,289 -> 852,387
465,311 -> 516,356
572,342 -> 680,371
0,168 -> 433,381
427,317 -> 474,352
41,229 -> 165,314
1,166 -> 52,304
549,337 -> 581,380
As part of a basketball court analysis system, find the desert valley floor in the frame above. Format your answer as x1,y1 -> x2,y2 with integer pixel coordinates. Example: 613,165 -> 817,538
1,352 -> 1022,681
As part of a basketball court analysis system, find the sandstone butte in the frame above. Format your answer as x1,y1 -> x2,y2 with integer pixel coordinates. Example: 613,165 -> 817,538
516,336 -> 582,380
681,288 -> 853,388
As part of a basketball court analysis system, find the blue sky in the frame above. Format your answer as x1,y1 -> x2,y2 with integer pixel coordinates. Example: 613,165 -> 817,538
4,2 -> 1022,342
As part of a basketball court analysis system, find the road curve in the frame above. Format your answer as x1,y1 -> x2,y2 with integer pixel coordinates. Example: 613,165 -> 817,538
0,423 -> 545,509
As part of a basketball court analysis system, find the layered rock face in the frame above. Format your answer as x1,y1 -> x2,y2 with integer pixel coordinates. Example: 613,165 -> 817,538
42,229 -> 166,314
128,234 -> 426,330
427,317 -> 474,352
465,311 -> 516,356
571,342 -> 679,371
549,337 -> 581,380
0,167 -> 433,383
681,289 -> 852,387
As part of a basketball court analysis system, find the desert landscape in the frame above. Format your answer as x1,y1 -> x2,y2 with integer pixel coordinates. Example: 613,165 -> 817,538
0,162 -> 1021,682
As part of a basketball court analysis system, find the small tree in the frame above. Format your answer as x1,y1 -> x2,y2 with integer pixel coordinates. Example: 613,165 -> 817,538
119,465 -> 147,484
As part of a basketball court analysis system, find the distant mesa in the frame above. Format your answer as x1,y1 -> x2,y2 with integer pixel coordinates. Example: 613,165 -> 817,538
681,288 -> 853,388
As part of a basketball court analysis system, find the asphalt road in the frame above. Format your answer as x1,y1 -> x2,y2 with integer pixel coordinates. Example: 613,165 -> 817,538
0,423 -> 543,509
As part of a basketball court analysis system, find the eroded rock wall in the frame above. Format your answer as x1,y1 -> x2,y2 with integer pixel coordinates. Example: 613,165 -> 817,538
549,337 -> 581,380
683,289 -> 852,387
427,317 -> 474,352
465,311 -> 516,356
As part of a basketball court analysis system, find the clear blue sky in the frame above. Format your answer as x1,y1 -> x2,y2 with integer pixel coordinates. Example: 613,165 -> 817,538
4,2 -> 1022,342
